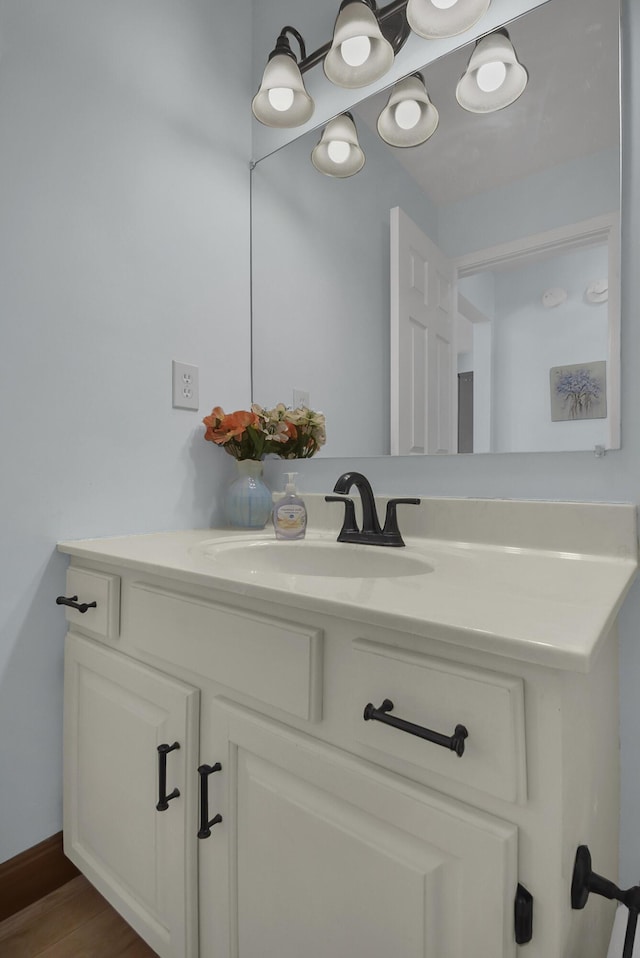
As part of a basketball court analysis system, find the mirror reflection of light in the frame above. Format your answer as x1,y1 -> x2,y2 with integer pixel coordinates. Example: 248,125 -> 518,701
394,99 -> 422,130
327,140 -> 351,164
431,0 -> 458,8
267,87 -> 295,112
340,35 -> 371,66
476,60 -> 507,92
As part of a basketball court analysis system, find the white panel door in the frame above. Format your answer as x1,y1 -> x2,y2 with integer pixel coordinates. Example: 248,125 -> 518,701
391,206 -> 457,455
210,701 -> 518,958
64,632 -> 200,958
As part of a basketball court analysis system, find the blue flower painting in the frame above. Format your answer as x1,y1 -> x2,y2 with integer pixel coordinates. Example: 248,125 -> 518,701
550,362 -> 607,422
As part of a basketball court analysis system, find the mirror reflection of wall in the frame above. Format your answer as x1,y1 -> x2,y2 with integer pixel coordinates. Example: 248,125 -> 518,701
251,0 -> 620,458
459,241 -> 611,453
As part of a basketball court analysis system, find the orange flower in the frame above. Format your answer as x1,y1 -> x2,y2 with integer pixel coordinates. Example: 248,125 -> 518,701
202,406 -> 224,442
203,408 -> 259,445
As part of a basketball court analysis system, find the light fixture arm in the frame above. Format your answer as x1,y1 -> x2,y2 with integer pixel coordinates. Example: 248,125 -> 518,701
270,26 -> 308,63
298,0 -> 411,74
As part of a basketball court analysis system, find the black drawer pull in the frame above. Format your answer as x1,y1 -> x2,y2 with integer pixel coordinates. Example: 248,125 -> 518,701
56,595 -> 97,614
156,742 -> 180,810
363,699 -> 468,757
198,763 -> 223,838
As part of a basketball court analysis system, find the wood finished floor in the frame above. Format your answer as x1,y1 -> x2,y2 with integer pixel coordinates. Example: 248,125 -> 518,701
0,876 -> 159,957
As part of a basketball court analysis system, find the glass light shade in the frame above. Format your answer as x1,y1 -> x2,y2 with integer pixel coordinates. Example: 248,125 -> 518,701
311,114 -> 365,177
456,32 -> 528,113
406,0 -> 491,39
324,0 -> 394,89
252,54 -> 314,128
377,75 -> 439,148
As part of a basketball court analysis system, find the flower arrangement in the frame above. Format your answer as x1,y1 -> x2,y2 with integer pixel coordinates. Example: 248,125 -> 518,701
203,403 -> 326,461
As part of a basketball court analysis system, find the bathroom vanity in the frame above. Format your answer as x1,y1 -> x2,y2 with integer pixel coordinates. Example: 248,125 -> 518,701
57,496 -> 637,958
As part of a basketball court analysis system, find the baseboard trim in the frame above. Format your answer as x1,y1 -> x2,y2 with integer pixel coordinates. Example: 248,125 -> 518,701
0,832 -> 80,922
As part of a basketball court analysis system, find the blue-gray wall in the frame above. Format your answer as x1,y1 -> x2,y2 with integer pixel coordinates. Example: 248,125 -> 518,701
0,0 -> 252,863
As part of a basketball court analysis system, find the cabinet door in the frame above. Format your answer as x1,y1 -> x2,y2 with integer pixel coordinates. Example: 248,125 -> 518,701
205,700 -> 518,958
64,632 -> 199,958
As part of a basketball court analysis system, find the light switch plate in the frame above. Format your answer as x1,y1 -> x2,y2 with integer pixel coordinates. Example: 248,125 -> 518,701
172,361 -> 199,410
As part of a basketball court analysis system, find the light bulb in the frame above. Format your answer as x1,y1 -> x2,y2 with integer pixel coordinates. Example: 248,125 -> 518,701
476,61 -> 507,93
267,87 -> 295,112
431,0 -> 458,8
394,99 -> 421,130
340,35 -> 371,67
327,140 -> 351,164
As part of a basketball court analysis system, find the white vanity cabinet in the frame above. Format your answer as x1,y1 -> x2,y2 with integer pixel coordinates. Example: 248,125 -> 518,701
58,507 -> 636,958
205,699 -> 517,958
63,631 -> 200,958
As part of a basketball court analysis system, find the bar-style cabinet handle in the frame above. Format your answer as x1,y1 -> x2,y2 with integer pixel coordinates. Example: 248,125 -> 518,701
56,595 -> 97,614
156,742 -> 180,810
198,763 -> 223,838
363,699 -> 469,757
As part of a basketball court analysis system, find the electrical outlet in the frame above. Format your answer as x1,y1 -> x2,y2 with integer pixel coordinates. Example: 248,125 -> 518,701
293,389 -> 310,408
172,361 -> 199,411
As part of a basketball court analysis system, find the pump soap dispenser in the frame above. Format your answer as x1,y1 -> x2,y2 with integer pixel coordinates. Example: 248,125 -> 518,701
273,473 -> 307,540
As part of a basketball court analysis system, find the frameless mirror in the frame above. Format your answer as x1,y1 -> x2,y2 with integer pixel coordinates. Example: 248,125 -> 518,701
251,0 -> 620,457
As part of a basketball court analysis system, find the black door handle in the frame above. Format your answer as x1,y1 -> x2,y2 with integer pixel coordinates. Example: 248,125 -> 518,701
363,699 -> 468,756
156,742 -> 180,810
198,763 -> 223,838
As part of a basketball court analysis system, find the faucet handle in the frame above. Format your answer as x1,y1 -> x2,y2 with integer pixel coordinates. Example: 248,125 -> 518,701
382,498 -> 421,547
325,495 -> 359,539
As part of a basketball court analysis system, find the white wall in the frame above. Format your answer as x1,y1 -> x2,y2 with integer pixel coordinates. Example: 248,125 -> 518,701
0,0 -> 252,864
258,0 -> 640,887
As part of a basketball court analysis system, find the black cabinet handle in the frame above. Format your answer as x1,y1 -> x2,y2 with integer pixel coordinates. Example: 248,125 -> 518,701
198,763 -> 222,838
363,699 -> 468,757
156,742 -> 180,810
56,595 -> 97,614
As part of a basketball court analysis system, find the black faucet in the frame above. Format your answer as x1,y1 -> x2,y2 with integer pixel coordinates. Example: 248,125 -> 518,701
325,472 -> 420,547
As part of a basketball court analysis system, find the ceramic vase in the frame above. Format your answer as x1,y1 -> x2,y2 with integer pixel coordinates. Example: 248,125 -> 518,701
225,459 -> 272,529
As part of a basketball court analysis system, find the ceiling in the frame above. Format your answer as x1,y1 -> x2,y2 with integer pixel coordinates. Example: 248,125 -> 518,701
354,0 -> 620,206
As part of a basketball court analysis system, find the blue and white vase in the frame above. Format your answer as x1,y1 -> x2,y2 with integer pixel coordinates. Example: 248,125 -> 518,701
225,459 -> 272,529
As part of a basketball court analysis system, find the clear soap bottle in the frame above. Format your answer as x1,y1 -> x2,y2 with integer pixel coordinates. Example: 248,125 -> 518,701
273,473 -> 307,540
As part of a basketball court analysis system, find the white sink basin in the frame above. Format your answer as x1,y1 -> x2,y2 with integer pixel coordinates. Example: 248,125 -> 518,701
197,536 -> 434,579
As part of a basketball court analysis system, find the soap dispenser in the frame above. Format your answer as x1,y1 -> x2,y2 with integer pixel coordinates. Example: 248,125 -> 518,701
273,473 -> 307,540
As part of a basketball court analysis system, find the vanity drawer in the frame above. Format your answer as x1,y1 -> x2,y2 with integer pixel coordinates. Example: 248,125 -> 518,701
352,640 -> 526,803
64,567 -> 120,640
126,582 -> 323,722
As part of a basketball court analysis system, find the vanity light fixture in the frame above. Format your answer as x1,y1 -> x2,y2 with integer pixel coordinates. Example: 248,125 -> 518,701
406,0 -> 491,40
253,0 -> 501,132
456,29 -> 528,113
311,113 -> 366,177
253,0 -> 414,126
324,0 -> 396,89
252,27 -> 314,128
377,73 -> 439,147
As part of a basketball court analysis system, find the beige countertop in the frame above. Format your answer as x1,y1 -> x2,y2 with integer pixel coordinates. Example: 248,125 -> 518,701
58,496 -> 638,673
